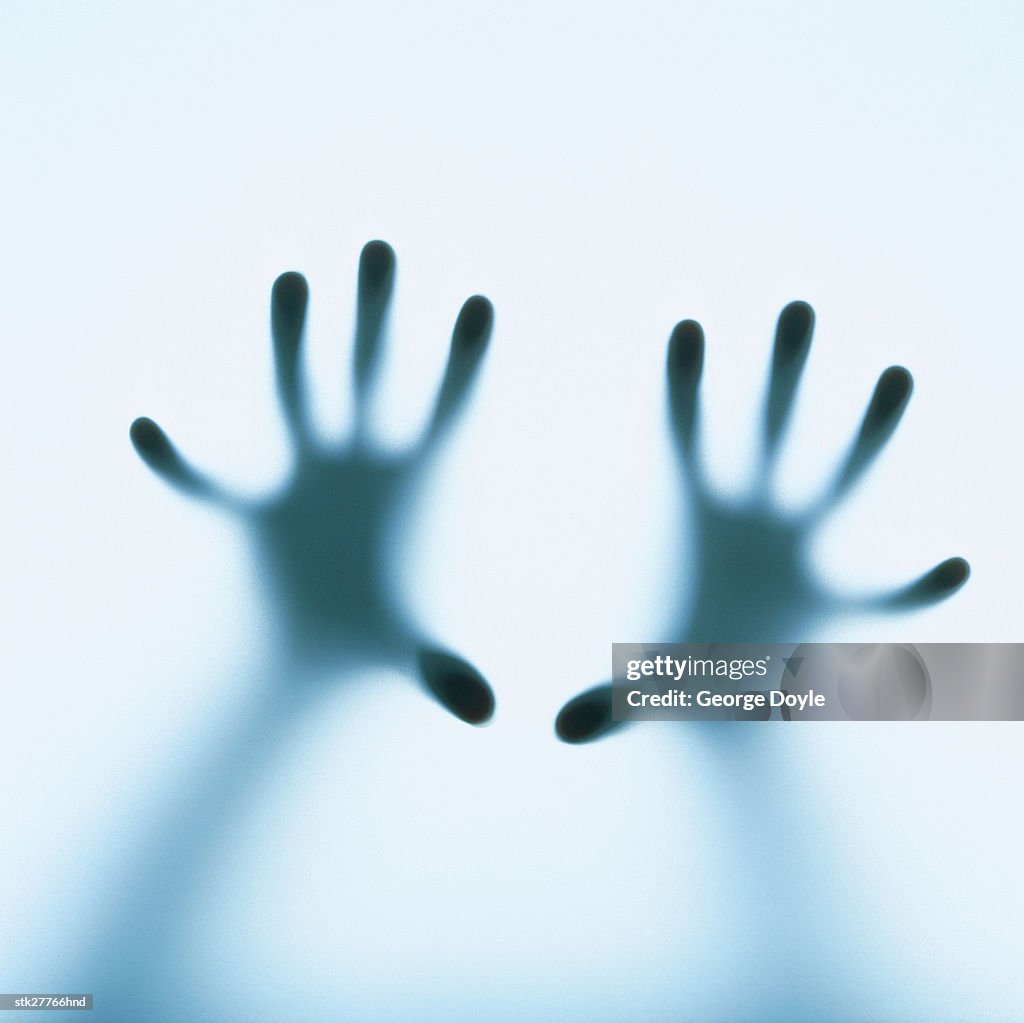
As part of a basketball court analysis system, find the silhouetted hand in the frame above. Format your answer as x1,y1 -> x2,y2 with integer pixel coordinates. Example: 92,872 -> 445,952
556,301 -> 969,742
130,241 -> 495,724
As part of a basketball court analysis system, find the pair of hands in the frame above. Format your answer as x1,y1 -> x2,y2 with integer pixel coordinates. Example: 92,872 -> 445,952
131,241 -> 969,741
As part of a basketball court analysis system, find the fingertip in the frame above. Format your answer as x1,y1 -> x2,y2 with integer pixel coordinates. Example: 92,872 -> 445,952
555,686 -> 623,744
668,319 -> 704,381
931,555 -> 970,592
454,295 -> 494,349
781,299 -> 814,326
129,416 -> 203,492
873,366 -> 914,417
130,416 -> 167,457
881,364 -> 913,393
418,649 -> 495,726
272,270 -> 308,306
774,300 -> 815,365
886,555 -> 971,609
359,240 -> 396,292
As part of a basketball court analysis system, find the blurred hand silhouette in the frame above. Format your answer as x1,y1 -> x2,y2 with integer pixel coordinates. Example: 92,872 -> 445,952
556,301 -> 969,742
131,241 -> 495,724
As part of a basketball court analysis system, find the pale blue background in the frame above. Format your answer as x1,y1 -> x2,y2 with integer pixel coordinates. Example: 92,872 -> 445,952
1,2 -> 1022,1020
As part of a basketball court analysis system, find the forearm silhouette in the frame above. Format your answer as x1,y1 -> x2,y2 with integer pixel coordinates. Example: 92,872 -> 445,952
556,301 -> 969,743
553,302 -> 971,1021
132,240 -> 495,723
75,243 -> 494,1022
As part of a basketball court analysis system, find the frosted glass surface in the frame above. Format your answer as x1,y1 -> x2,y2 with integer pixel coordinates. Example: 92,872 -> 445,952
1,3 -> 1022,1020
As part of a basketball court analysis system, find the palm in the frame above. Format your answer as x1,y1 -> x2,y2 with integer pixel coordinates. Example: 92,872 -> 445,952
251,449 -> 412,664
130,241 -> 496,724
557,303 -> 968,741
682,491 -> 820,641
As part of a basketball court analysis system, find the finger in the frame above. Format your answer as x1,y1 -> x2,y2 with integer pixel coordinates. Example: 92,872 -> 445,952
417,647 -> 495,725
763,300 -> 814,460
866,556 -> 970,610
352,240 -> 396,435
420,295 -> 493,451
666,319 -> 704,468
555,684 -> 630,744
130,417 -> 225,502
271,271 -> 310,444
825,366 -> 913,507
